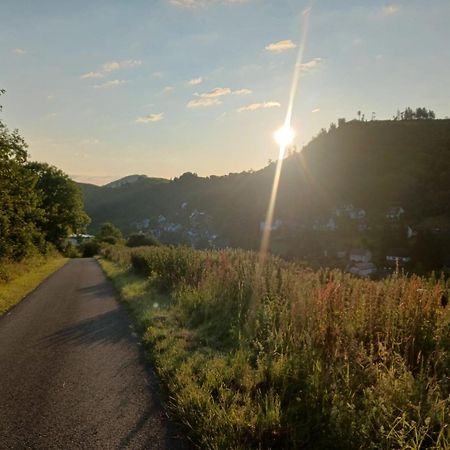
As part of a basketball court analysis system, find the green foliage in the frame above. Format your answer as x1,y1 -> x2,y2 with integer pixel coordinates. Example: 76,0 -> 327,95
27,162 -> 90,248
80,119 -> 450,258
97,222 -> 123,245
126,232 -> 159,248
81,241 -> 100,257
103,245 -> 450,449
0,90 -> 90,261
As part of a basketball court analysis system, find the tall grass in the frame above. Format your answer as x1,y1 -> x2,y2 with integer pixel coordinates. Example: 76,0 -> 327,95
102,245 -> 450,449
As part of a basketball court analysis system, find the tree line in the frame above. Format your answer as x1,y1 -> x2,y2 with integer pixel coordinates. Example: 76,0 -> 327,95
0,90 -> 89,263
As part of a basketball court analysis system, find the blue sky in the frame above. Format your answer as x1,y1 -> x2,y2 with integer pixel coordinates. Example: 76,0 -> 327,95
1,0 -> 449,184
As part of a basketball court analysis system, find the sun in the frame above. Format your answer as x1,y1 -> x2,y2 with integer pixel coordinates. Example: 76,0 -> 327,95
274,125 -> 295,147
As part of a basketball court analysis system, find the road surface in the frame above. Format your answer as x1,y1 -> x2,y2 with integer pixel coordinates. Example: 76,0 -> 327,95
0,258 -> 186,449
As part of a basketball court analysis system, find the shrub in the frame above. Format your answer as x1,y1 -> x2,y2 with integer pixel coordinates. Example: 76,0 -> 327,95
126,233 -> 159,248
103,245 -> 450,449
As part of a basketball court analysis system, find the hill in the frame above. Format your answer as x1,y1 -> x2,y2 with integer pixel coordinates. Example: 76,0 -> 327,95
79,118 -> 450,270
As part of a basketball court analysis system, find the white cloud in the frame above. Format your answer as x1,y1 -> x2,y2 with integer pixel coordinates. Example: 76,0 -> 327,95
381,4 -> 400,16
188,77 -> 204,86
238,101 -> 281,112
136,113 -> 165,123
187,97 -> 222,108
169,0 -> 248,7
265,39 -> 296,53
80,138 -> 100,145
81,71 -> 104,79
102,59 -> 142,72
93,79 -> 126,89
162,86 -> 175,94
312,108 -> 320,113
81,59 -> 142,79
198,87 -> 232,98
233,88 -> 252,95
299,58 -> 323,72
12,48 -> 26,55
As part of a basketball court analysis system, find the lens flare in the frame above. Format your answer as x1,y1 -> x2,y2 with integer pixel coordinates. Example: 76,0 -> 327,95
258,4 -> 313,264
274,126 -> 295,147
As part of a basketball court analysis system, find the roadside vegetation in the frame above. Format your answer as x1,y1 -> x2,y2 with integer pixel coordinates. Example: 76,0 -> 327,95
0,253 -> 67,315
100,244 -> 450,450
0,89 -> 89,311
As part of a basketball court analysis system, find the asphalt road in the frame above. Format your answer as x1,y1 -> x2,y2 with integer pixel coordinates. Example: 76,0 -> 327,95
0,258 -> 186,450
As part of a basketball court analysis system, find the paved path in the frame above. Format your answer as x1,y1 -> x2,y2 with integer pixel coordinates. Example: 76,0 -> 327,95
0,258 -> 186,449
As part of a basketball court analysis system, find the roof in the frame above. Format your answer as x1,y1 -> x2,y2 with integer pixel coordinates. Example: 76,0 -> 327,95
386,248 -> 410,257
350,248 -> 371,256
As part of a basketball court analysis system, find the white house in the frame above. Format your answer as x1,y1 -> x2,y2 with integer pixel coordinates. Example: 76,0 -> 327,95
349,209 -> 366,220
66,234 -> 94,247
349,248 -> 372,263
385,249 -> 411,266
260,219 -> 283,232
349,262 -> 377,277
386,206 -> 405,220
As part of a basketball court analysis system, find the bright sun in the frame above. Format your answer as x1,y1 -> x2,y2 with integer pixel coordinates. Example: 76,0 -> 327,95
274,125 -> 295,147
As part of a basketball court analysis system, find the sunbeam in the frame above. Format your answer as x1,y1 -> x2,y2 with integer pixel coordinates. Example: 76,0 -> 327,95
259,5 -> 313,263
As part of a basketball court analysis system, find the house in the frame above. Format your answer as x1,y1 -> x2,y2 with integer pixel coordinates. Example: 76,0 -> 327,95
349,209 -> 366,220
385,248 -> 412,267
313,217 -> 337,231
335,204 -> 354,217
349,262 -> 377,277
386,206 -> 405,220
349,248 -> 372,263
260,219 -> 283,232
66,234 -> 94,247
406,225 -> 417,239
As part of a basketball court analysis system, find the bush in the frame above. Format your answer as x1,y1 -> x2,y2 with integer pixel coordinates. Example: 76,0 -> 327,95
126,233 -> 159,248
80,240 -> 101,257
103,245 -> 450,449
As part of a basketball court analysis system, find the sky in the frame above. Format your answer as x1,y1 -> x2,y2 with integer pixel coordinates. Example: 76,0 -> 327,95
1,0 -> 450,185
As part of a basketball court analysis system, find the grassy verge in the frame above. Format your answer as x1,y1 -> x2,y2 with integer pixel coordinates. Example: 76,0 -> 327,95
99,246 -> 450,450
0,256 -> 68,316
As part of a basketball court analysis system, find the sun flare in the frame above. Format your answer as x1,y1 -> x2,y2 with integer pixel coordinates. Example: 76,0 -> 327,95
274,125 -> 295,147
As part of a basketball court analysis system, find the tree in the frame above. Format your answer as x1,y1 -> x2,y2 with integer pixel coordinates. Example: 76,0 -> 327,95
0,101 -> 43,259
27,162 -> 90,248
97,222 -> 123,245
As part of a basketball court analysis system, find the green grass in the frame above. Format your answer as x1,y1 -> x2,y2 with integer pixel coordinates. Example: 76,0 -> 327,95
99,245 -> 450,450
0,256 -> 68,316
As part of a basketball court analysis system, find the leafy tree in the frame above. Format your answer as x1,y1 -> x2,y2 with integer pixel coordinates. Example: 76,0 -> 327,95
27,162 -> 90,248
0,97 -> 43,259
97,222 -> 123,245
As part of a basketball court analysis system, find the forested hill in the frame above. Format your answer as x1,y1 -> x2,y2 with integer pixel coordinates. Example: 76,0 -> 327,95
79,118 -> 450,249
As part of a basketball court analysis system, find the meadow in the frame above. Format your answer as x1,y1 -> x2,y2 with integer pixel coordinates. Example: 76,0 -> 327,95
0,254 -> 67,316
100,244 -> 450,449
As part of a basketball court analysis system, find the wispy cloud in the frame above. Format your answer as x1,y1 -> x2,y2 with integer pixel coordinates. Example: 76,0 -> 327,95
238,101 -> 281,112
198,87 -> 232,98
188,77 -> 204,86
187,98 -> 222,108
93,79 -> 126,89
312,108 -> 320,113
136,113 -> 165,123
81,59 -> 142,79
299,58 -> 323,72
81,71 -> 104,79
12,48 -> 26,55
195,87 -> 251,98
265,39 -> 296,53
381,4 -> 400,16
169,0 -> 249,7
162,86 -> 175,94
80,138 -> 100,145
233,88 -> 252,95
